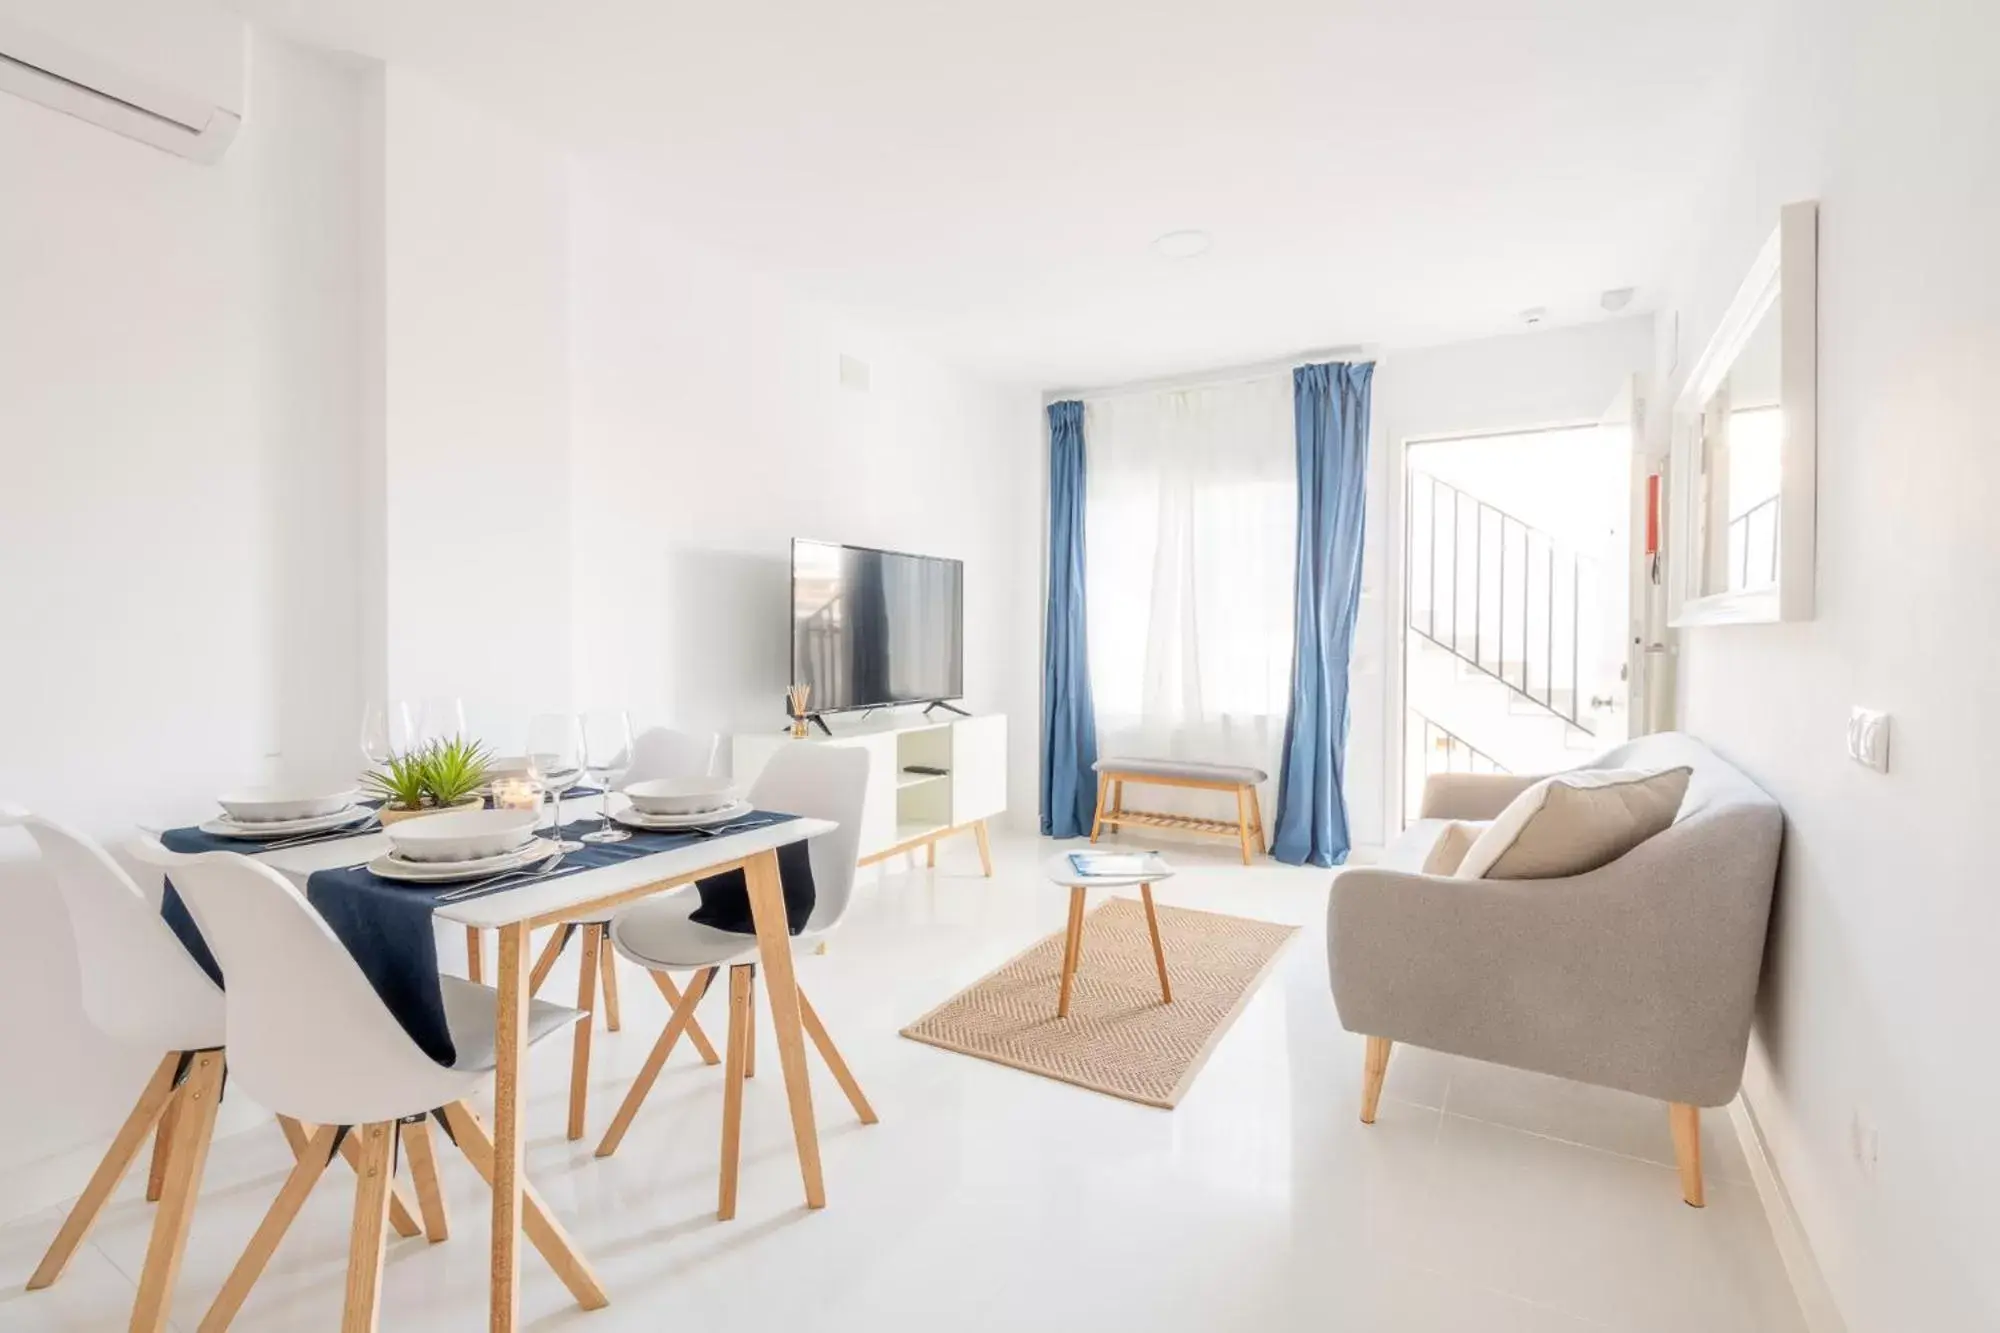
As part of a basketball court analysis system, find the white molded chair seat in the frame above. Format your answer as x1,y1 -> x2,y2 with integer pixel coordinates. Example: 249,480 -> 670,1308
2,804 -> 229,1323
129,839 -> 604,1329
594,743 -> 877,1220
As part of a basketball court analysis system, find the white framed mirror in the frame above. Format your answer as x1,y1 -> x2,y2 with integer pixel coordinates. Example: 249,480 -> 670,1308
1670,200 -> 1817,625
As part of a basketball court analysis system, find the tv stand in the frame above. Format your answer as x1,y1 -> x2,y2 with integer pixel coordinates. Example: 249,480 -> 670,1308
922,699 -> 971,719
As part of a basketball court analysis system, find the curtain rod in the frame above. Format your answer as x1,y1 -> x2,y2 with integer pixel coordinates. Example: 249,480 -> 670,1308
1044,344 -> 1379,405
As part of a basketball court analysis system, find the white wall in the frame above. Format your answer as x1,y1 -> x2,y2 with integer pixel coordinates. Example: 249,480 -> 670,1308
1660,1 -> 1999,1329
372,70 -> 573,750
0,31 -> 365,1204
1360,316 -> 1654,842
567,175 -> 1045,821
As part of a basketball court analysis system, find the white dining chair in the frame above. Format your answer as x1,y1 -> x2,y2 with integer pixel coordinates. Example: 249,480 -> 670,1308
592,744 -> 878,1221
526,725 -> 725,1142
129,839 -> 606,1331
1,805 -> 228,1330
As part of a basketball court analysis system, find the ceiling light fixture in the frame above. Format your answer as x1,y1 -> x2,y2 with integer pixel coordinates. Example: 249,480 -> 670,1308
1152,229 -> 1212,259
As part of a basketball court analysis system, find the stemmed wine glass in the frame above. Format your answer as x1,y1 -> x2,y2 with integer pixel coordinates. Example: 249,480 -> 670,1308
360,701 -> 414,768
580,709 -> 634,844
526,712 -> 587,853
415,696 -> 467,748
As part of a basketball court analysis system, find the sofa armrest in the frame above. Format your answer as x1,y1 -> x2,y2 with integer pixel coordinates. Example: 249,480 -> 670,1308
1416,772 -> 1544,821
1328,808 -> 1776,1106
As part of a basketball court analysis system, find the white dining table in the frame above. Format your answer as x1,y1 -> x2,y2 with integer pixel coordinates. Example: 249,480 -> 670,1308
247,805 -> 839,1331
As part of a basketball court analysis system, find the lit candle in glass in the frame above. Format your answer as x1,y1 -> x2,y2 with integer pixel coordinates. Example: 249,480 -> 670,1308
491,777 -> 544,813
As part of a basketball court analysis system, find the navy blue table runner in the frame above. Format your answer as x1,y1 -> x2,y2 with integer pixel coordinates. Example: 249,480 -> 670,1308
159,811 -> 812,1066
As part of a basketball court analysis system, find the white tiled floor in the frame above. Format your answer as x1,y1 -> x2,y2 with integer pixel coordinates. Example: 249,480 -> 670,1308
0,831 -> 1804,1332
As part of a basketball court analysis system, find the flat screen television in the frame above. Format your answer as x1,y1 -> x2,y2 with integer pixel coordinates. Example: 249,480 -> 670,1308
791,539 -> 964,714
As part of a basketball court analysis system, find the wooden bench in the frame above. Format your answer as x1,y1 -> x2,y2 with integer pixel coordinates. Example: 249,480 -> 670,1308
1089,758 -> 1268,864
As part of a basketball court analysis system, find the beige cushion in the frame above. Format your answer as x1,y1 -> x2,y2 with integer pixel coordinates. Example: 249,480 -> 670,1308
1422,820 -> 1487,875
1375,818 -> 1490,875
1454,766 -> 1692,881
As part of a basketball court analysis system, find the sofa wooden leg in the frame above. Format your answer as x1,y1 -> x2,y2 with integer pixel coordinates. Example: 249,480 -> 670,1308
1360,1037 -> 1392,1124
1669,1103 -> 1705,1207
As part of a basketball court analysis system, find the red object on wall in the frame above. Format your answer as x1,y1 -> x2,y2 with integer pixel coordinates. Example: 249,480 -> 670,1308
1644,473 -> 1661,555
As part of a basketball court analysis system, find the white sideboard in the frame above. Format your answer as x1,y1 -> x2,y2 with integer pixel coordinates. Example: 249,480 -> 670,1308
731,712 -> 1006,875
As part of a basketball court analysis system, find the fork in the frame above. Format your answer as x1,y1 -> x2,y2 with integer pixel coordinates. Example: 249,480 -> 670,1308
261,816 -> 381,851
434,851 -> 569,903
684,817 -> 776,839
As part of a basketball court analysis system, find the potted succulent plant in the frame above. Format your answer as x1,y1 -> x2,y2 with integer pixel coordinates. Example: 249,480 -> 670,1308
363,737 -> 494,824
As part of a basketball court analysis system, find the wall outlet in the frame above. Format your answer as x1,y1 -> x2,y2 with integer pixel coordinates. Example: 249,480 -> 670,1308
1847,707 -> 1890,772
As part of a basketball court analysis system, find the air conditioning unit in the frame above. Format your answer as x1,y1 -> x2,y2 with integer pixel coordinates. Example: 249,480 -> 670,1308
0,3 -> 245,163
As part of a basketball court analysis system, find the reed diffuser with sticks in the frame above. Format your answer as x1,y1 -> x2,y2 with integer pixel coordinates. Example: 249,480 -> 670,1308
787,683 -> 812,738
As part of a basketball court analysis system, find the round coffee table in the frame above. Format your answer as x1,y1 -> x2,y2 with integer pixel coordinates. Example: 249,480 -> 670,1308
1042,853 -> 1176,1018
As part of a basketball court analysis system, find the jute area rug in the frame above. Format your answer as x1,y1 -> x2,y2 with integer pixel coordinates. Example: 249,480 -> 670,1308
899,897 -> 1297,1109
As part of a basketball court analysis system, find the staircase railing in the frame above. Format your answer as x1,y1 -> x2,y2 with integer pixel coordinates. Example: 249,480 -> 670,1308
1405,469 -> 1596,736
1413,711 -> 1508,777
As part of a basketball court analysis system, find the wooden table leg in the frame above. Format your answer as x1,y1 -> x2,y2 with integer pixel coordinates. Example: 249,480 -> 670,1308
1057,886 -> 1088,1019
465,926 -> 484,984
490,922 -> 529,1332
973,819 -> 993,877
743,848 -> 825,1209
130,1050 -> 225,1333
1139,883 -> 1172,1003
567,925 -> 600,1142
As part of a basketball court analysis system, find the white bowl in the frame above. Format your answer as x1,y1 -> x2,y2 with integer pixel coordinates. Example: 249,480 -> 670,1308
622,777 -> 738,816
385,809 -> 538,864
216,787 -> 358,825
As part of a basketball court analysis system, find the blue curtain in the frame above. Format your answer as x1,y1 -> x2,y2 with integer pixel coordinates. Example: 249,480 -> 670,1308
1272,363 -> 1374,867
1040,400 -> 1099,837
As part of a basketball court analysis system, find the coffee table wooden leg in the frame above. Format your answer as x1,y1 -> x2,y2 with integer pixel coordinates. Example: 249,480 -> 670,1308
1139,883 -> 1172,1003
1057,886 -> 1087,1018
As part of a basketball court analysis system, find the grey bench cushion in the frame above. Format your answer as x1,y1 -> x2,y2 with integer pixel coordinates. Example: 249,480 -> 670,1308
1095,757 -> 1268,786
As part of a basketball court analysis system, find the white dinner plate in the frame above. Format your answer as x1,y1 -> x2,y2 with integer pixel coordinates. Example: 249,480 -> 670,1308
199,805 -> 375,840
366,837 -> 557,884
215,786 -> 360,824
609,799 -> 753,831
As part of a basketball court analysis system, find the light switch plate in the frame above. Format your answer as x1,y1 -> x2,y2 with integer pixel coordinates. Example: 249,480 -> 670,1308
1848,708 -> 1890,772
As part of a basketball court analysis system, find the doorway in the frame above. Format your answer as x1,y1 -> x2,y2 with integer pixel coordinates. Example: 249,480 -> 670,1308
1399,420 -> 1635,825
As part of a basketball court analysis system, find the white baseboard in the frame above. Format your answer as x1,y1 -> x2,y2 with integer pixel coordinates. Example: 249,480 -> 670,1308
1728,1093 -> 1848,1333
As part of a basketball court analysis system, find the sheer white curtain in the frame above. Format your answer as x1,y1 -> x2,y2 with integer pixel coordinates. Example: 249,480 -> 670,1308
1084,375 -> 1296,810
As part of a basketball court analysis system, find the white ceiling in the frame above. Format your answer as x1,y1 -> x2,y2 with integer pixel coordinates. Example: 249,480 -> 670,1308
236,0 -> 1762,388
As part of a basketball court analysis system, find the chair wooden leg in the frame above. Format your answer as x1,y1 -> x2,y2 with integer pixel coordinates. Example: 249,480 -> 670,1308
718,965 -> 752,1221
400,1119 -> 450,1242
1360,1037 -> 1393,1125
598,941 -> 622,1032
1057,886 -> 1088,1019
145,1093 -> 178,1203
743,975 -> 757,1080
442,1103 -> 607,1310
797,987 -> 878,1124
567,925 -> 601,1142
1669,1103 -> 1706,1207
646,968 -> 720,1065
198,1123 -> 340,1333
597,967 -> 718,1158
465,926 -> 484,984
528,923 -> 575,998
339,1123 -> 394,1333
1089,771 -> 1109,842
973,818 -> 994,877
27,1052 -> 181,1290
130,1050 -> 225,1333
280,1115 -> 421,1239
1234,786 -> 1255,864
1139,883 -> 1173,1003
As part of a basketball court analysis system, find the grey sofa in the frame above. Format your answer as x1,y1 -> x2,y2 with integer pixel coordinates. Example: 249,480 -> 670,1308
1328,731 -> 1781,1205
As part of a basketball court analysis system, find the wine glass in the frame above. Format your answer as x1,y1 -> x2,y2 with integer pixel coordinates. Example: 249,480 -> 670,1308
415,696 -> 467,748
526,712 -> 586,852
580,709 -> 634,844
360,701 -> 414,768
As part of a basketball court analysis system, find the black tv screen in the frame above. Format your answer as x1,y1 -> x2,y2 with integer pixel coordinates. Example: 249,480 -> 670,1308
791,539 -> 964,713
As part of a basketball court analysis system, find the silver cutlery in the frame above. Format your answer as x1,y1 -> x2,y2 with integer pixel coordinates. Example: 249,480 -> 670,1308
684,817 -> 774,839
261,816 -> 381,851
434,851 -> 568,902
